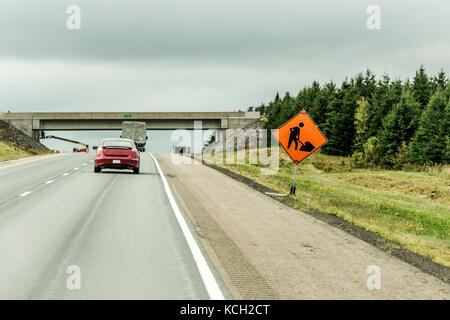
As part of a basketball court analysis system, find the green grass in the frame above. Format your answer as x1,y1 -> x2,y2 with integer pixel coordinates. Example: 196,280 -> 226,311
201,148 -> 450,267
0,141 -> 50,162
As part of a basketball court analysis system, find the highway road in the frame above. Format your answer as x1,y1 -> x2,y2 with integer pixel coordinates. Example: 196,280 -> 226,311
0,153 -> 226,299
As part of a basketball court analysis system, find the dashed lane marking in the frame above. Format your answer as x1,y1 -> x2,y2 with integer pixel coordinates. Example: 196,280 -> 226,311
19,191 -> 31,197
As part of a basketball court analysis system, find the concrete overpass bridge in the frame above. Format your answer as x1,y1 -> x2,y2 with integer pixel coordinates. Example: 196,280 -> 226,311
0,111 -> 260,141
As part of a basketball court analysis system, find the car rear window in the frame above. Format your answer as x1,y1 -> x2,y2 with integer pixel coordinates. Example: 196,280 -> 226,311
102,140 -> 133,148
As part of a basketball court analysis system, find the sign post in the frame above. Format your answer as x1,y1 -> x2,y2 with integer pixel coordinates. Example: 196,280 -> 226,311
290,165 -> 297,195
274,110 -> 327,195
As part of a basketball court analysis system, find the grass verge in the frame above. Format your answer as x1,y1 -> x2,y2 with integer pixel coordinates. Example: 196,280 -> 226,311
0,141 -> 50,162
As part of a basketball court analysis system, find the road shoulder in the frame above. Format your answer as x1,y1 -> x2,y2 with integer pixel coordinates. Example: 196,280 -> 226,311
156,153 -> 449,299
200,158 -> 450,285
0,153 -> 67,169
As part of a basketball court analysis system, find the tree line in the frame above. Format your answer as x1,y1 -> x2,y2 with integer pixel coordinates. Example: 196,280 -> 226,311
248,66 -> 450,168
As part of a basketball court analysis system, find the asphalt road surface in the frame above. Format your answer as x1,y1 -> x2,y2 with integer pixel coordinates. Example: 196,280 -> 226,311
0,153 -> 225,299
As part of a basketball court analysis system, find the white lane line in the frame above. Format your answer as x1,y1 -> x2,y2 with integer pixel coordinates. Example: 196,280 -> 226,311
63,172 -> 70,176
19,191 -> 31,197
149,152 -> 225,300
83,163 -> 87,166
45,180 -> 54,185
74,168 -> 79,170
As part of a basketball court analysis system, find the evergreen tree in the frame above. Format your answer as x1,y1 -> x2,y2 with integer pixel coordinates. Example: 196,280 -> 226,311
274,92 -> 280,102
278,92 -> 294,125
322,92 -> 344,155
409,89 -> 447,164
293,88 -> 307,117
370,78 -> 404,138
265,92 -> 281,129
261,68 -> 448,166
390,79 -> 404,103
255,103 -> 266,115
310,80 -> 321,100
441,99 -> 450,163
369,74 -> 390,137
444,136 -> 450,164
310,81 -> 335,130
359,69 -> 377,102
431,69 -> 448,91
322,81 -> 357,156
378,89 -> 421,165
412,65 -> 431,107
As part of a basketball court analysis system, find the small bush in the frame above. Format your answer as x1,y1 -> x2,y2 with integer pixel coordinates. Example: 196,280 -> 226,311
363,136 -> 381,166
392,142 -> 410,170
312,159 -> 334,173
351,152 -> 365,168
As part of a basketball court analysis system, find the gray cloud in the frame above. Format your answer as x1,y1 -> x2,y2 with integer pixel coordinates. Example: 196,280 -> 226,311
1,0 -> 447,62
0,0 -> 449,114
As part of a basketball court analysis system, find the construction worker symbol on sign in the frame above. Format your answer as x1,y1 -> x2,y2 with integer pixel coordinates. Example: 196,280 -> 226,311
287,122 -> 315,152
274,110 -> 327,165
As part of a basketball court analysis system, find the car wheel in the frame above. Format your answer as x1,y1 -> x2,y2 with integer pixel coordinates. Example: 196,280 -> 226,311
133,167 -> 140,174
94,166 -> 101,173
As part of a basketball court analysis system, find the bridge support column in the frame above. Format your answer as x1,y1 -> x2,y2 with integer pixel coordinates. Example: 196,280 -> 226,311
4,119 -> 33,138
216,129 -> 226,143
32,130 -> 40,142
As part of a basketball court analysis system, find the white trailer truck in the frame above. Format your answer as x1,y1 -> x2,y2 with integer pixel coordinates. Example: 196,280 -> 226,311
121,121 -> 148,152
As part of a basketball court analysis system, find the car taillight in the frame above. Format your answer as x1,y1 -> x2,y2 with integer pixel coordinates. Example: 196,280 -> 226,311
96,147 -> 103,157
132,148 -> 138,153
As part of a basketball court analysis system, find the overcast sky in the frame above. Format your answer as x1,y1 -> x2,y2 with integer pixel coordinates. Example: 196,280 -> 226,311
1,0 -> 449,152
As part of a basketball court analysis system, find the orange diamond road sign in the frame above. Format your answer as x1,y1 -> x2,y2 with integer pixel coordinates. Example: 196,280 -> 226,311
274,110 -> 327,165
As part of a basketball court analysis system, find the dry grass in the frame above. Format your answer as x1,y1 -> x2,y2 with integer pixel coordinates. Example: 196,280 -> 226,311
0,141 -> 51,162
0,141 -> 33,162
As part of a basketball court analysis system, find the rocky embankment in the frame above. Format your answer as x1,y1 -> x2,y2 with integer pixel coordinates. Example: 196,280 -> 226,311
0,120 -> 50,154
203,118 -> 266,154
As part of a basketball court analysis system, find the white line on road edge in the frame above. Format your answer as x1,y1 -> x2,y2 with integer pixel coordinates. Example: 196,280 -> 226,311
149,152 -> 225,300
19,191 -> 31,197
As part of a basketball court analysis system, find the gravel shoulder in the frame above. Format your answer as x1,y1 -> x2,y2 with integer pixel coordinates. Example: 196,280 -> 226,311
156,154 -> 449,299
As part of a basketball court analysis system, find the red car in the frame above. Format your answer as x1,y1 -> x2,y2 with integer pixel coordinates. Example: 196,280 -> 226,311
94,138 -> 140,174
